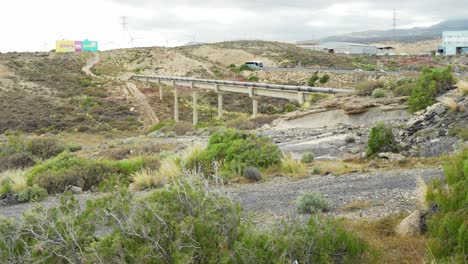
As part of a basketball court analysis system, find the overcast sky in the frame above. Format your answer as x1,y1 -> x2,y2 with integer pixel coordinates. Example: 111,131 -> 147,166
0,0 -> 466,52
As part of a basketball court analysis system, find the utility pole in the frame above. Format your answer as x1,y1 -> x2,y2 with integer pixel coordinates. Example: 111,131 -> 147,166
120,16 -> 128,48
393,9 -> 397,44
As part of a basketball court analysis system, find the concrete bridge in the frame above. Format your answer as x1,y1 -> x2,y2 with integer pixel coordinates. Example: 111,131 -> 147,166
130,75 -> 352,124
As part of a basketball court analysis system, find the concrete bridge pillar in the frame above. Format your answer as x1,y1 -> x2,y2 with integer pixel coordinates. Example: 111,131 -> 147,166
192,90 -> 198,125
297,92 -> 305,105
174,87 -> 179,122
252,98 -> 258,118
158,79 -> 163,101
218,93 -> 223,118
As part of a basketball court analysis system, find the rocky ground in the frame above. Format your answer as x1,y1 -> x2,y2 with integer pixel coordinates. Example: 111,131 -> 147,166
227,167 -> 442,221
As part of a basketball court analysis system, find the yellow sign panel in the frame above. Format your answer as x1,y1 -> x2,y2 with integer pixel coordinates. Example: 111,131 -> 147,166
56,40 -> 75,53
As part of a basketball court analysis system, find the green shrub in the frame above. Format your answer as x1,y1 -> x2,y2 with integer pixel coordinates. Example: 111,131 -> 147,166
243,166 -> 262,182
307,72 -> 320,86
371,88 -> 386,98
0,179 -> 368,263
65,142 -> 82,152
0,152 -> 35,171
301,152 -> 315,163
392,81 -> 416,96
312,166 -> 321,174
239,64 -> 251,72
408,66 -> 456,112
284,103 -> 297,112
319,74 -> 330,84
355,80 -> 385,96
425,149 -> 467,262
296,191 -> 331,214
186,129 -> 281,177
366,122 -> 400,156
247,75 -> 259,82
17,185 -> 48,202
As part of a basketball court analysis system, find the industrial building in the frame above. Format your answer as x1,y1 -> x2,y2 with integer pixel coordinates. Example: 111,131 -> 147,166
438,30 -> 468,55
297,42 -> 378,55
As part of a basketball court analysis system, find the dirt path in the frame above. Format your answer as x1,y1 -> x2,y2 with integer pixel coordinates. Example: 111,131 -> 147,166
82,53 -> 159,124
126,82 -> 160,124
0,167 -> 442,220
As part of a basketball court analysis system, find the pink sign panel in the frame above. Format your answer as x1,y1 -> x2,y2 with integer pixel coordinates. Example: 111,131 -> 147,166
74,41 -> 83,52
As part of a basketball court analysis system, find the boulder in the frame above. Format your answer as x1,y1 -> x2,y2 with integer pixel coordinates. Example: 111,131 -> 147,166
66,185 -> 83,194
395,210 -> 422,236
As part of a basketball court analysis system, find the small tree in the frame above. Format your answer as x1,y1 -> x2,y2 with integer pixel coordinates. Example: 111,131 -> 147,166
319,74 -> 330,84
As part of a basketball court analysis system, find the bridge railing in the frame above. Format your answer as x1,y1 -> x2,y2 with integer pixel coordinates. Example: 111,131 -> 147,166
131,75 -> 352,94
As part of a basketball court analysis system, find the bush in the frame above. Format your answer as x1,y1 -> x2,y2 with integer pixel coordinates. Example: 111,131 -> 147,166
65,142 -> 82,152
371,88 -> 386,98
296,191 -> 331,214
366,122 -> 399,156
284,103 -> 297,112
281,153 -> 308,177
319,74 -> 330,84
239,64 -> 251,72
0,152 -> 35,171
345,135 -> 356,143
425,149 -> 467,262
17,185 -> 47,202
392,80 -> 416,96
355,80 -> 385,96
186,129 -> 281,177
243,166 -> 262,182
408,66 -> 456,112
301,152 -> 315,163
172,121 -> 195,136
226,117 -> 256,130
0,169 -> 27,194
307,72 -> 320,86
247,75 -> 259,82
28,138 -> 65,160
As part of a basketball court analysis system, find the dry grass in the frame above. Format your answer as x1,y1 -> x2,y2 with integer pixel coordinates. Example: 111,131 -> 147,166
440,97 -> 459,112
0,169 -> 28,193
159,156 -> 182,179
280,153 -> 308,178
344,214 -> 427,263
131,168 -> 168,191
457,80 -> 468,95
340,200 -> 372,212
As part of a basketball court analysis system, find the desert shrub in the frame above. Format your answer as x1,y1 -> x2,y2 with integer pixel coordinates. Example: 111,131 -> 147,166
355,80 -> 385,96
425,149 -> 467,262
371,88 -> 386,98
226,117 -> 256,130
408,66 -> 456,112
312,166 -> 321,174
243,166 -> 262,182
307,72 -> 320,86
301,152 -> 315,163
281,153 -> 308,177
239,64 -> 251,72
131,168 -> 168,191
0,169 -> 28,194
345,135 -> 356,143
150,120 -> 175,132
251,115 -> 278,127
457,80 -> 468,95
183,144 -> 206,173
26,152 -> 154,194
393,81 -> 416,96
0,152 -> 35,171
158,156 -> 182,179
172,121 -> 195,135
17,185 -> 47,202
247,75 -> 259,82
65,142 -> 82,152
319,74 -> 330,84
296,191 -> 331,214
284,103 -> 297,112
28,138 -> 65,160
0,178 -> 368,263
366,122 -> 399,156
186,129 -> 281,177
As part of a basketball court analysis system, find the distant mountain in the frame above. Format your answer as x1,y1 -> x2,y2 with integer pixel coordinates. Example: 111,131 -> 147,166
183,41 -> 207,46
315,19 -> 468,44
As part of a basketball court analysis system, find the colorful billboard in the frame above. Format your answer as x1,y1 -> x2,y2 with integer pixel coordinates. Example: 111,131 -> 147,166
56,39 -> 98,53
56,40 -> 75,53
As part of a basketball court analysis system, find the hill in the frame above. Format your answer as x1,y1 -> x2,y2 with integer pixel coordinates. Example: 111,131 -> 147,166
317,19 -> 468,44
